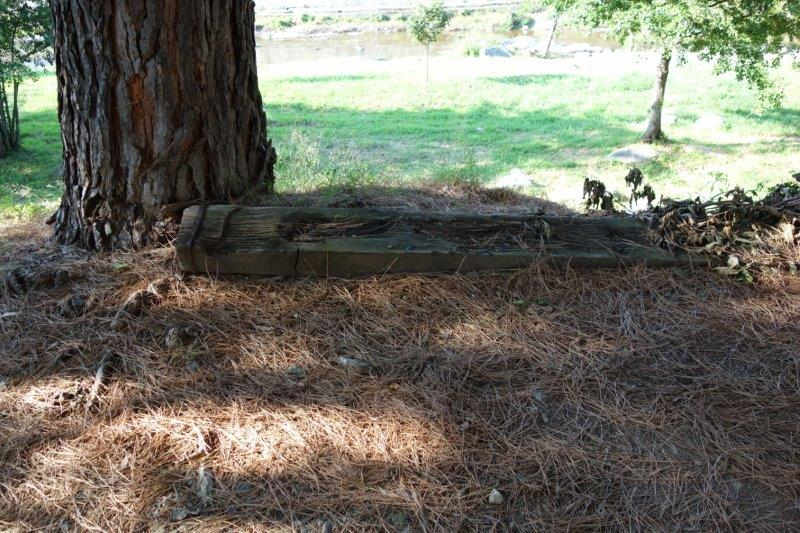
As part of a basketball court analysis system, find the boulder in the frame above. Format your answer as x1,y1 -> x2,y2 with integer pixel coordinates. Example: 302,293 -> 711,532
608,144 -> 658,164
484,46 -> 513,58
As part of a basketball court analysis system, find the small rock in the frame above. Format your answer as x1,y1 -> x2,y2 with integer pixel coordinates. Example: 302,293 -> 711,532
3,268 -> 28,297
57,294 -> 89,318
196,466 -> 215,506
52,269 -> 72,287
3,267 -> 72,297
165,327 -> 188,349
488,489 -> 504,505
113,283 -> 164,328
121,289 -> 158,316
234,481 -> 255,494
337,356 -> 372,371
288,365 -> 306,380
170,507 -> 190,522
148,277 -> 173,295
388,511 -> 409,530
532,388 -> 545,403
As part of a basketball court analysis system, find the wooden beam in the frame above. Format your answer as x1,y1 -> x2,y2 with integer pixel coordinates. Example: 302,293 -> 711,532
175,205 -> 700,277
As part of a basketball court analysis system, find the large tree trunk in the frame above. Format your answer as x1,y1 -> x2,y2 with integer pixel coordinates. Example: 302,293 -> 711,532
641,49 -> 672,143
49,0 -> 276,251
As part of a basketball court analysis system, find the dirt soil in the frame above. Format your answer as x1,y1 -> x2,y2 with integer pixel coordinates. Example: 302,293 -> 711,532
1,187 -> 799,532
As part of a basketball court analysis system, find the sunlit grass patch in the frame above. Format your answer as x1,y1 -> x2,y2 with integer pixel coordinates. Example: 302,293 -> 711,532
2,57 -> 799,220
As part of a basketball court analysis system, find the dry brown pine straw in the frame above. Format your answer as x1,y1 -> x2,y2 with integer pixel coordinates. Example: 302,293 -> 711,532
1,197 -> 799,531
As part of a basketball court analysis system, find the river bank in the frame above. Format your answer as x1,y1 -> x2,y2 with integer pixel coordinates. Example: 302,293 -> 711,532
255,6 -> 617,66
254,0 -> 520,17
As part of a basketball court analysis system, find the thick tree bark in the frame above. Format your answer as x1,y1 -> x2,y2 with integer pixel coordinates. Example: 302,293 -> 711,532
641,49 -> 672,143
49,0 -> 277,250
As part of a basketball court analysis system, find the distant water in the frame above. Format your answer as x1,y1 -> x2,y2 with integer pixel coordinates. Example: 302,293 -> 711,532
256,28 -> 618,66
256,0 -> 518,15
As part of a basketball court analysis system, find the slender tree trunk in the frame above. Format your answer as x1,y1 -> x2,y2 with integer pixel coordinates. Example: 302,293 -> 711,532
50,0 -> 277,251
545,12 -> 559,58
642,49 -> 672,143
426,43 -> 431,84
11,80 -> 19,149
0,80 -> 10,157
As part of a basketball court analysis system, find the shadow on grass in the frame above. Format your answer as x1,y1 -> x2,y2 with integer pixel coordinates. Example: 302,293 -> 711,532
280,74 -> 387,83
0,109 -> 62,217
267,100 -> 640,190
483,74 -> 583,86
729,107 -> 800,130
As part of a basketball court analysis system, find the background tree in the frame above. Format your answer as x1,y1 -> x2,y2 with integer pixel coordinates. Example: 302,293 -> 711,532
50,0 -> 277,251
408,2 -> 452,83
547,0 -> 800,142
0,0 -> 51,158
542,0 -> 571,58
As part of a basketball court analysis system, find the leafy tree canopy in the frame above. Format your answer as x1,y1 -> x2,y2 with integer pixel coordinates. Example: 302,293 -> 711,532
546,0 -> 800,102
0,0 -> 52,156
0,0 -> 52,81
408,1 -> 453,46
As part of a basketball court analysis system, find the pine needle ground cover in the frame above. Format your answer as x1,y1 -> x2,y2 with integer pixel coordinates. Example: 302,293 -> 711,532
1,188 -> 798,531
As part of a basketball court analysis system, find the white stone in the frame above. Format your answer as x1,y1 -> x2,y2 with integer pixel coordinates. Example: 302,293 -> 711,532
488,168 -> 533,189
695,113 -> 725,131
608,144 -> 658,164
488,489 -> 504,505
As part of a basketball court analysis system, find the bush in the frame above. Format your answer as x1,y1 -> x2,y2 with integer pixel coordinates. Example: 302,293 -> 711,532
507,12 -> 535,31
300,13 -> 315,24
376,14 -> 392,22
462,9 -> 475,16
464,45 -> 481,57
277,18 -> 296,28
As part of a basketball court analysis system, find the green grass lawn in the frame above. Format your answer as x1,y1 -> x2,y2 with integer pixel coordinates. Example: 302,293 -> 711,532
0,75 -> 61,221
266,58 -> 800,207
2,56 -> 798,222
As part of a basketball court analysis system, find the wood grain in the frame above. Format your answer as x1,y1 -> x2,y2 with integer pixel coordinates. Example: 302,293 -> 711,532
176,205 -> 702,277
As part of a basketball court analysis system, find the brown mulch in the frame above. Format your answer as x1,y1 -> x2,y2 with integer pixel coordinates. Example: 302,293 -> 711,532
1,187 -> 799,532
